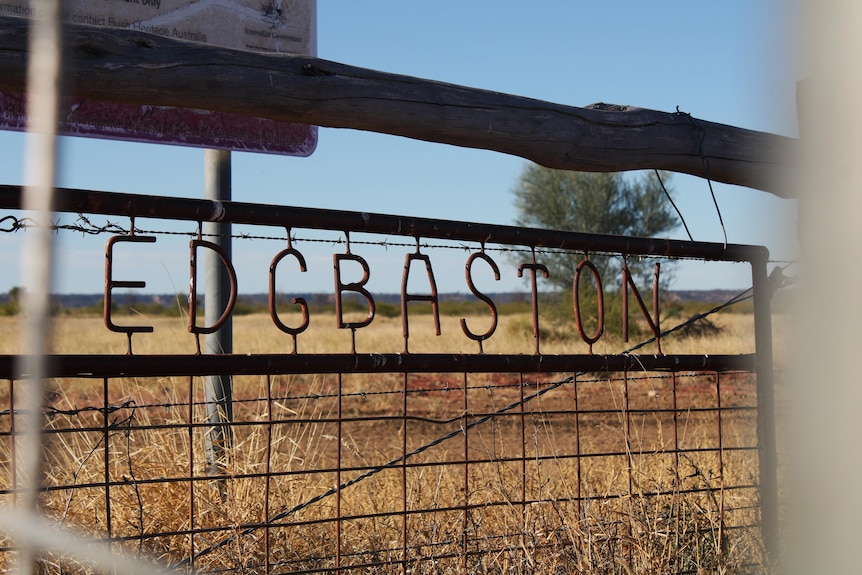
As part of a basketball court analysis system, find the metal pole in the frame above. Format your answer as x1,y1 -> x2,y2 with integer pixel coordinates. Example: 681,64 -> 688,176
203,149 -> 233,482
751,255 -> 778,569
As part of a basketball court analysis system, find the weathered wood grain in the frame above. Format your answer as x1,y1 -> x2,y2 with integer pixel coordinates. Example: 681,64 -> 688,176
0,16 -> 796,195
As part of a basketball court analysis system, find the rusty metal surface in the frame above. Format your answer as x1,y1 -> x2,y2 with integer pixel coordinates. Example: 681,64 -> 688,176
0,185 -> 768,261
0,352 -> 757,379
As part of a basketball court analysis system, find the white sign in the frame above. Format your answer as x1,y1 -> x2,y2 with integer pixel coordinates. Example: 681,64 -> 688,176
0,0 -> 317,155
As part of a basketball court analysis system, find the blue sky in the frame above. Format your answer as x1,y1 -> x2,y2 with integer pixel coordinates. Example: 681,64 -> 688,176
0,1 -> 799,295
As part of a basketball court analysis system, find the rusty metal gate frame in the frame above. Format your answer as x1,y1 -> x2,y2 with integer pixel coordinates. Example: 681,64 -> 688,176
0,184 -> 777,572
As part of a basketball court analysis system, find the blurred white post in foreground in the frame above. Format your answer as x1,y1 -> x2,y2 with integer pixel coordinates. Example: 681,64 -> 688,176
792,1 -> 862,574
12,2 -> 173,573
16,0 -> 62,571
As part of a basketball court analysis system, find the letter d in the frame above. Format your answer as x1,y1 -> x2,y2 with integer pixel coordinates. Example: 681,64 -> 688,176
188,239 -> 238,335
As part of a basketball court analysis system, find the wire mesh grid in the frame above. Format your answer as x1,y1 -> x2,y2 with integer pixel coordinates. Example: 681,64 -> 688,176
0,367 -> 766,574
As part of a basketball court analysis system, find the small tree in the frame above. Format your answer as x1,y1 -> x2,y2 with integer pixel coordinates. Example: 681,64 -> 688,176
512,165 -> 678,291
0,286 -> 23,316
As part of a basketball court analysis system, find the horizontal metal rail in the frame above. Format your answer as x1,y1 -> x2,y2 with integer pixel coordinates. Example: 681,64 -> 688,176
0,352 -> 756,379
0,185 -> 767,261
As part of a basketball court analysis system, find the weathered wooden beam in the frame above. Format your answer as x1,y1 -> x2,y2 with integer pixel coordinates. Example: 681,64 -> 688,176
0,16 -> 796,196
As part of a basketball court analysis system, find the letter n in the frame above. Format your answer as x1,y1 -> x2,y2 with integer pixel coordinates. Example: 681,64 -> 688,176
622,260 -> 662,353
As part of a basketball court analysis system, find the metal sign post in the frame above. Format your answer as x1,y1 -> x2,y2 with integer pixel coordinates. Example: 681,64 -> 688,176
203,149 -> 233,486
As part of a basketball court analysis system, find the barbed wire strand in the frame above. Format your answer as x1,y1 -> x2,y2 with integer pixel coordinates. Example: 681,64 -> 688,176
0,213 -> 785,266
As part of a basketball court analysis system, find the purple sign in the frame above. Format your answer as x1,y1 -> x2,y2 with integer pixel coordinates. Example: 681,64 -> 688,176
0,0 -> 317,156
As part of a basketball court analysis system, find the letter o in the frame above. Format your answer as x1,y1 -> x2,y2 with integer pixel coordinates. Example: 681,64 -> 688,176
573,259 -> 604,346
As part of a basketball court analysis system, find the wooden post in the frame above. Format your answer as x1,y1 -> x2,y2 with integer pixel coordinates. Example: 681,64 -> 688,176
0,16 -> 796,195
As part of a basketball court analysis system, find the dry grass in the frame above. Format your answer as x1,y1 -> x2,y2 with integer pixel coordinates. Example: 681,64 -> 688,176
0,310 -> 770,573
0,307 -> 762,356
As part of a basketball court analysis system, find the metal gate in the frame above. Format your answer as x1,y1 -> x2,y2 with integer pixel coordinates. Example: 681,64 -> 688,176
0,184 -> 777,573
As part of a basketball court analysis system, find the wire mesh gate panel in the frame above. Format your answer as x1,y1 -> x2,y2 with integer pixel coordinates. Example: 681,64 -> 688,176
0,186 -> 776,574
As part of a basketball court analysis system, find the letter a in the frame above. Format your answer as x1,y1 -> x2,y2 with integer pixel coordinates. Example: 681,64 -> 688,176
401,252 -> 441,350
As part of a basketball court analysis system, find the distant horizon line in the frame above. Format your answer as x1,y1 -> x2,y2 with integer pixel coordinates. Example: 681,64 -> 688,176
20,288 -> 748,296
0,288 -> 753,305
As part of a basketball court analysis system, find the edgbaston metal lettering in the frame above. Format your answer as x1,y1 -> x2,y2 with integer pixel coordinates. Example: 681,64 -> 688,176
103,234 -> 662,353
